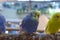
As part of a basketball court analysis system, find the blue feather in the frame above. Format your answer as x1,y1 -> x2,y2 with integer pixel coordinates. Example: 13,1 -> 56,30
21,13 -> 38,34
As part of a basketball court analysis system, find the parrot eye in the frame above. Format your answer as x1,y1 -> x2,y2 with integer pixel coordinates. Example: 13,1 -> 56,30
37,15 -> 39,17
56,16 -> 59,18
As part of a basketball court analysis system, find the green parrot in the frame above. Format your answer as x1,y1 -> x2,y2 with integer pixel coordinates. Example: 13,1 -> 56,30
45,12 -> 60,34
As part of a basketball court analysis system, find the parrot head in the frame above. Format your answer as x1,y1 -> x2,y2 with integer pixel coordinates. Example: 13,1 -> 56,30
29,10 -> 41,21
51,12 -> 60,22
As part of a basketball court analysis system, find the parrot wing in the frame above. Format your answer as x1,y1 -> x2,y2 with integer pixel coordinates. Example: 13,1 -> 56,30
21,17 -> 38,34
45,20 -> 59,34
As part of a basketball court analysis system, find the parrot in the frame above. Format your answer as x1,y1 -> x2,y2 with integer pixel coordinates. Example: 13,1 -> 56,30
45,12 -> 60,40
0,14 -> 6,34
45,12 -> 60,34
20,10 -> 40,34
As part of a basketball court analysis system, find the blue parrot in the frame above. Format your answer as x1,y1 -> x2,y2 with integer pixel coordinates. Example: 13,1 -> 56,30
0,14 -> 6,33
20,11 -> 40,34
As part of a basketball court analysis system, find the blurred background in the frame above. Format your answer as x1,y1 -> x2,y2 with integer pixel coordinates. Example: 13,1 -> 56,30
0,0 -> 59,34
